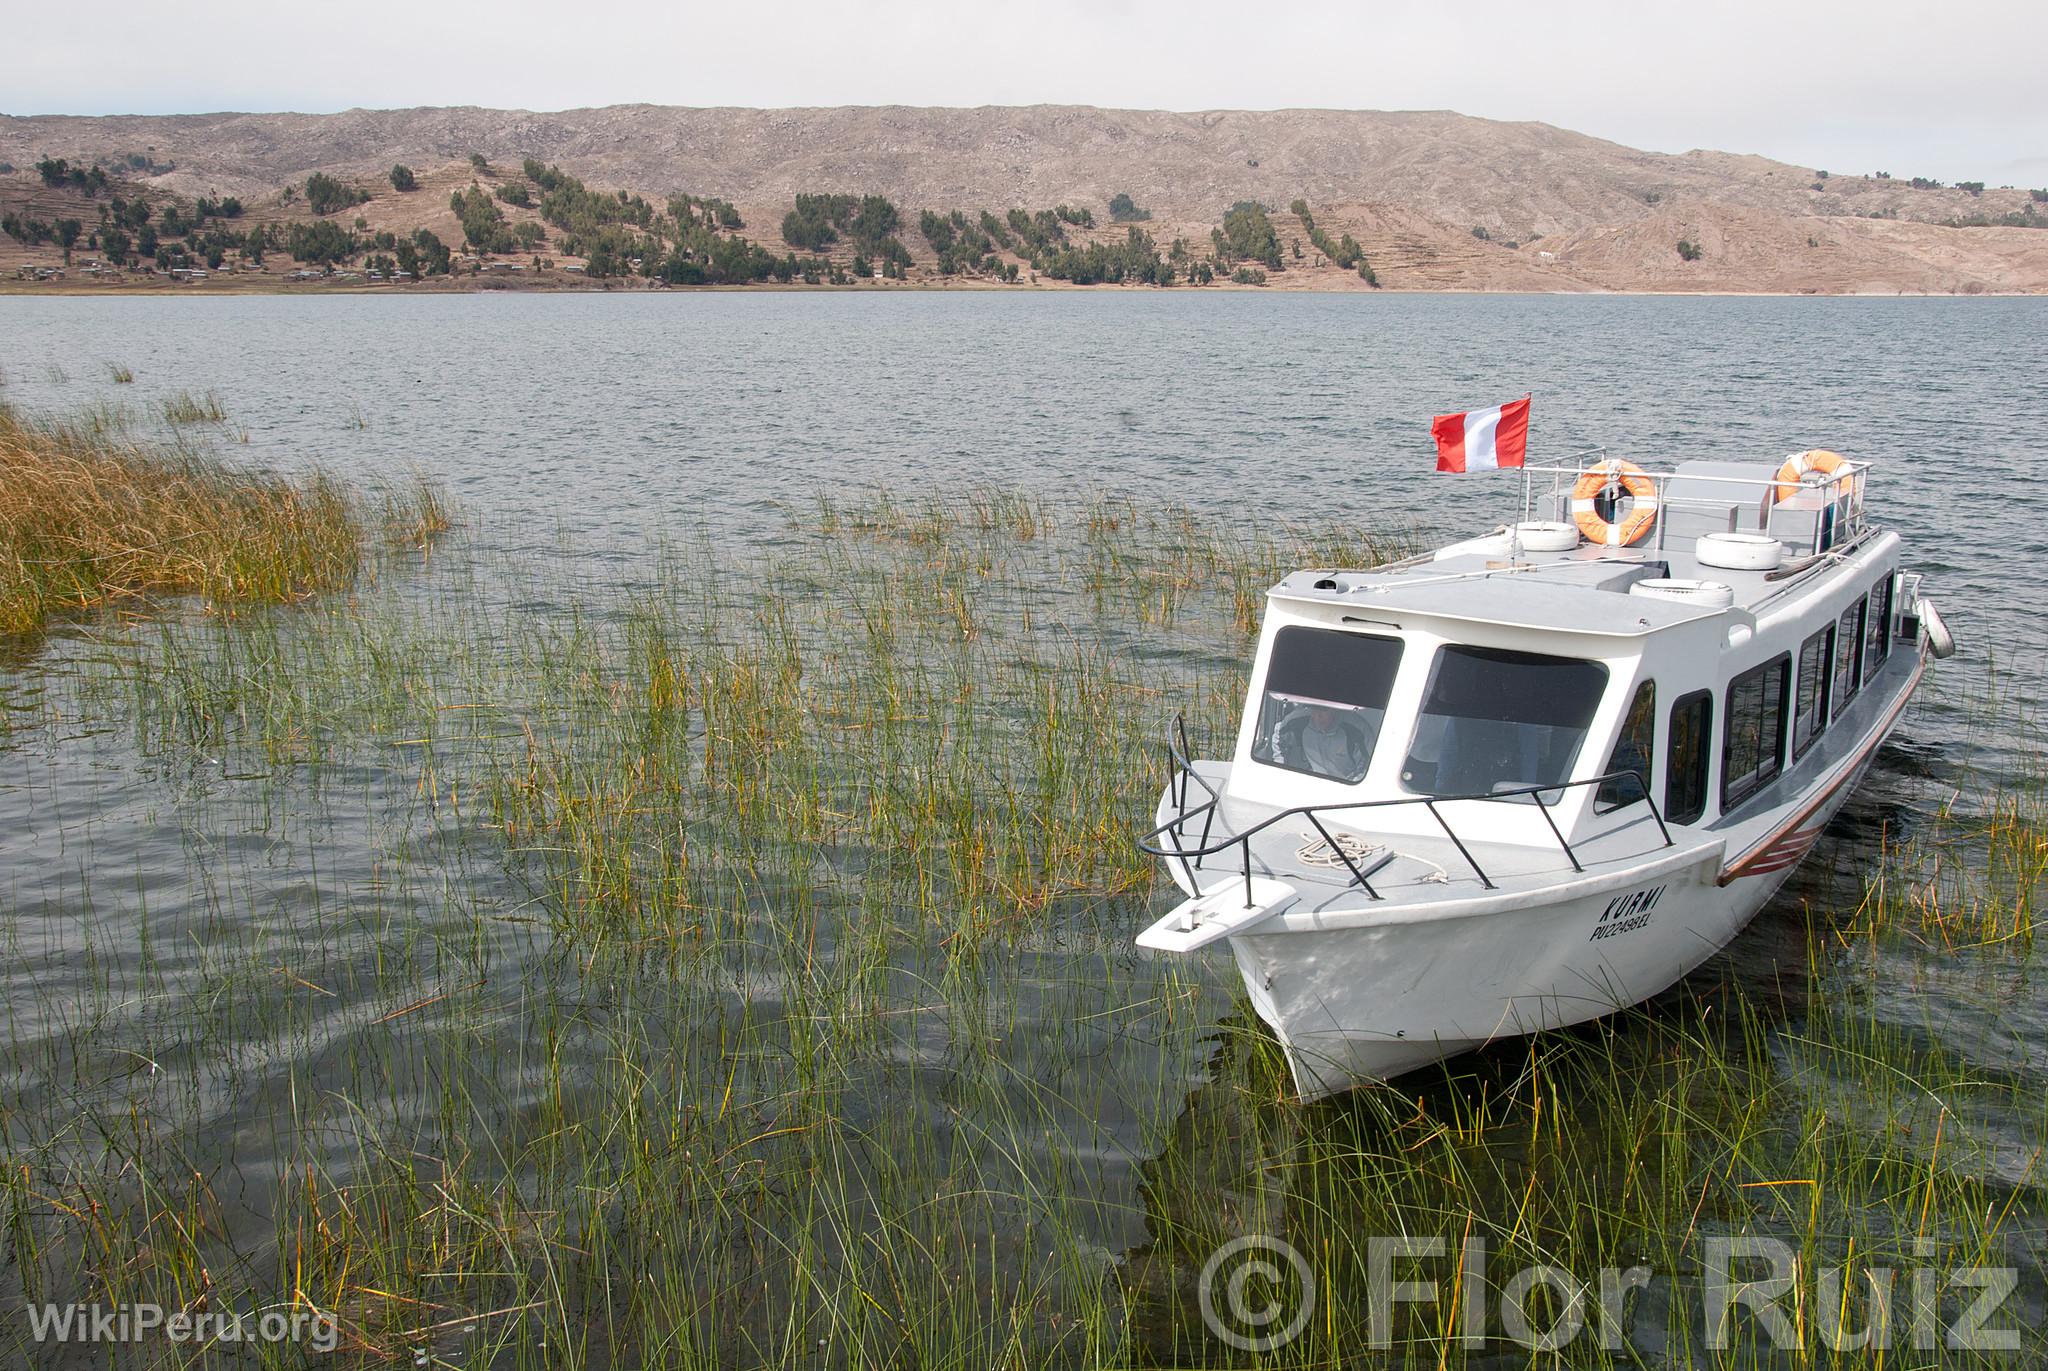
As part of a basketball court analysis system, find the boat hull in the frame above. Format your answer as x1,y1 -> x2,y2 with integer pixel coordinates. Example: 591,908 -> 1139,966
1224,754 -> 1874,1099
1228,855 -> 1716,1095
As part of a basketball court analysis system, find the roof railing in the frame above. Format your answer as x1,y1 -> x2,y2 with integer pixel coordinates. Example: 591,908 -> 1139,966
1510,453 -> 1873,561
1141,716 -> 1674,908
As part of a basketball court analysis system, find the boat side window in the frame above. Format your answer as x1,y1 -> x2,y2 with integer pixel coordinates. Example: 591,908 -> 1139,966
1792,624 -> 1833,760
1665,690 -> 1713,825
1249,626 -> 1403,784
1400,646 -> 1608,799
1831,598 -> 1866,718
1865,574 -> 1892,670
1722,654 -> 1791,812
1596,680 -> 1656,810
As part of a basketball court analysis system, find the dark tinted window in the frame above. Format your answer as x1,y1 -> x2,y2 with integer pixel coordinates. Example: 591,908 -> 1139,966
1250,627 -> 1404,783
1597,680 -> 1656,809
1666,690 -> 1713,825
1832,599 -> 1865,718
1866,575 -> 1892,670
1793,625 -> 1833,760
1401,646 -> 1608,797
1723,655 -> 1791,811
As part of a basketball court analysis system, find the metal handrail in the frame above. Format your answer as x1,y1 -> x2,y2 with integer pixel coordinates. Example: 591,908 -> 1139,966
1140,718 -> 1675,907
1516,459 -> 1872,560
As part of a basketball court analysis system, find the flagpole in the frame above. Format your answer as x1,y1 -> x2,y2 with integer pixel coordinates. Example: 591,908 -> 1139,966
1517,392 -> 1533,567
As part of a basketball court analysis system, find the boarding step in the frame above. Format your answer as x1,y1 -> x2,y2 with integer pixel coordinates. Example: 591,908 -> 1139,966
1136,877 -> 1297,953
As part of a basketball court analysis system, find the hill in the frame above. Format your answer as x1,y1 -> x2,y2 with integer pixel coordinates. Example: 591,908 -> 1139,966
3,105 -> 2044,293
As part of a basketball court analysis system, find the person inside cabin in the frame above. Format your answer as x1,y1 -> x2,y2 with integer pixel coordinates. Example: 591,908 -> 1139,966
1289,704 -> 1372,781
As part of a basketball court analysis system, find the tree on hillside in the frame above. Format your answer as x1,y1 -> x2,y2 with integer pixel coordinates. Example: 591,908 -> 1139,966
35,158 -> 109,195
449,185 -> 513,253
305,173 -> 368,216
286,219 -> 356,264
782,206 -> 835,250
1108,192 -> 1151,223
1217,202 -> 1282,269
389,164 -> 417,192
411,228 -> 451,275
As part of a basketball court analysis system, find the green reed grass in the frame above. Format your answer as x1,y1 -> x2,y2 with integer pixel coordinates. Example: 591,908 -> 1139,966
381,469 -> 455,549
0,461 -> 2039,1369
1837,669 -> 2047,953
160,389 -> 227,425
0,404 -> 363,637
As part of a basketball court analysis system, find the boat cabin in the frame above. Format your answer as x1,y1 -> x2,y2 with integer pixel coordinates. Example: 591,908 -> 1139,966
1215,455 -> 1921,862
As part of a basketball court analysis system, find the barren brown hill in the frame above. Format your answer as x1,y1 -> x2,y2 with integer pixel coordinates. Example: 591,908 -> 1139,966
3,104 -> 2039,240
1541,200 -> 2048,295
4,104 -> 2045,293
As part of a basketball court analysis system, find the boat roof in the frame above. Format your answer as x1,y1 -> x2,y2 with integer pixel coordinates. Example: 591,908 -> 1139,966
1268,456 -> 1886,638
1273,555 -> 1726,637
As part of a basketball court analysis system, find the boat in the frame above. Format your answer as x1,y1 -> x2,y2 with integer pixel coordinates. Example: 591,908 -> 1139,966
1136,450 -> 1956,1098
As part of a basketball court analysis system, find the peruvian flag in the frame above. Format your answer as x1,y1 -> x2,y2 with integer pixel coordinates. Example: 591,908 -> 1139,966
1432,396 -> 1531,472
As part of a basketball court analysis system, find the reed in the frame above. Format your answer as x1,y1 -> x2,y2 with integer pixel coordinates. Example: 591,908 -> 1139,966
1832,669 -> 2047,952
160,389 -> 227,425
0,453 -> 2037,1369
381,470 -> 455,548
0,405 -> 361,636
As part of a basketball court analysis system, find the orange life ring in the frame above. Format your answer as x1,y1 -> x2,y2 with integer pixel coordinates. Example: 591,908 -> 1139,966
1571,459 -> 1660,547
1773,449 -> 1850,502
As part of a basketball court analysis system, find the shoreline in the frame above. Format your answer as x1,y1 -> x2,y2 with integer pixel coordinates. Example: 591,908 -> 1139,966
4,279 -> 2042,299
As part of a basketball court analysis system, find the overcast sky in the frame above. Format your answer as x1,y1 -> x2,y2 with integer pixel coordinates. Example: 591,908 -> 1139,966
11,0 -> 2043,185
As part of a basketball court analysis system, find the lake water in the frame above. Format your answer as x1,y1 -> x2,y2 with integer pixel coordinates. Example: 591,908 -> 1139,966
3,291 -> 2045,1363
8,291 -> 2043,760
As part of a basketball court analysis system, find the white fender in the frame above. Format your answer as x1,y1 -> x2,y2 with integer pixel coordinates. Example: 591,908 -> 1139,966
1514,521 -> 1581,552
1695,532 -> 1784,571
1918,597 -> 1955,659
1630,578 -> 1736,609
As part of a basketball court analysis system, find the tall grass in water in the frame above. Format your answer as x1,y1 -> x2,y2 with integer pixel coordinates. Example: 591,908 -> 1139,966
1840,672 -> 2048,952
0,405 -> 360,636
0,464 -> 2041,1368
381,470 -> 455,549
159,388 -> 227,425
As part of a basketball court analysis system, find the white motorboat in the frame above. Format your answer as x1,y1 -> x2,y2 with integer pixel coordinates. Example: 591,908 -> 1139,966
1137,451 -> 1955,1098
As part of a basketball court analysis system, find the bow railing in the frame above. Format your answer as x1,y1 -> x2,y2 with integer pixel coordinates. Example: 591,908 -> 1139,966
1140,717 -> 1674,908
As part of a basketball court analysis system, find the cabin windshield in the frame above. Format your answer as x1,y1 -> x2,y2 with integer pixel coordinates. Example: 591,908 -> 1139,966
1249,626 -> 1404,784
1399,646 -> 1609,798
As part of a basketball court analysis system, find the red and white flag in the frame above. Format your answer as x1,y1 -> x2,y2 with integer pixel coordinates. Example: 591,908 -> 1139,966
1431,396 -> 1531,472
